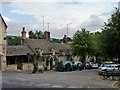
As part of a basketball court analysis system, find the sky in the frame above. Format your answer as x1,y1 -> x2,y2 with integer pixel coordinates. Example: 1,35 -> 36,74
1,0 -> 120,39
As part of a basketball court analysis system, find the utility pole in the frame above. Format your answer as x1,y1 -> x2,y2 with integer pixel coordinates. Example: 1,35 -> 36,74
47,23 -> 50,32
42,16 -> 44,32
67,23 -> 71,36
67,24 -> 68,36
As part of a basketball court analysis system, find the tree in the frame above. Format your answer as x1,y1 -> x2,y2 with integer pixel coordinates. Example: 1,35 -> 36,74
71,28 -> 92,62
29,30 -> 44,39
101,8 -> 120,63
7,36 -> 21,45
31,53 -> 45,73
90,32 -> 102,62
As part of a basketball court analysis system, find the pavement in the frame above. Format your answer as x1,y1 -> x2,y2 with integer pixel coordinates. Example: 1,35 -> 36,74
0,71 -> 2,90
2,69 -> 120,89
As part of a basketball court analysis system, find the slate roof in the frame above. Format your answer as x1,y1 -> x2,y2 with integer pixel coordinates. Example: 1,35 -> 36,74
7,39 -> 71,56
26,39 -> 71,55
26,39 -> 52,54
7,45 -> 32,56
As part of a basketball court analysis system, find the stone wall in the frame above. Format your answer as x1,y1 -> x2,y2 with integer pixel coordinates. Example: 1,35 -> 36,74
6,64 -> 17,71
58,56 -> 67,61
22,63 -> 33,71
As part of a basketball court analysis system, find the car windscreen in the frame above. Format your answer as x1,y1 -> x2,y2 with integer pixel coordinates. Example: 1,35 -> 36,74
102,64 -> 111,67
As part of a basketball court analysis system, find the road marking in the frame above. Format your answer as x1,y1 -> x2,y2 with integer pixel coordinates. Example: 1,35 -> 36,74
16,78 -> 28,81
87,86 -> 98,88
29,82 -> 35,85
68,85 -> 83,88
52,84 -> 63,88
109,81 -> 118,88
6,81 -> 17,85
35,83 -> 51,87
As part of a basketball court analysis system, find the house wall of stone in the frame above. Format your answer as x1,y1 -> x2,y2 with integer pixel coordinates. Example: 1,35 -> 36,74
0,16 -> 7,71
72,56 -> 80,61
6,64 -> 17,71
58,56 -> 67,61
22,63 -> 33,71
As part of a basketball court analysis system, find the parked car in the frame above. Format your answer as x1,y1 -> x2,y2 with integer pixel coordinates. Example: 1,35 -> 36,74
72,61 -> 83,70
98,63 -> 120,75
90,62 -> 99,69
56,60 -> 74,72
84,62 -> 92,69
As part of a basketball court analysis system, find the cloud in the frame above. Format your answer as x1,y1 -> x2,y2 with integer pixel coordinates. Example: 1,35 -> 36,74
3,16 -> 10,22
119,1 -> 120,10
3,1 -> 119,38
80,13 -> 111,32
2,0 -> 119,2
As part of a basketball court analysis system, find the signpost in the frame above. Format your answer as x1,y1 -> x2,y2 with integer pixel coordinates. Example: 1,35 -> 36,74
27,53 -> 30,73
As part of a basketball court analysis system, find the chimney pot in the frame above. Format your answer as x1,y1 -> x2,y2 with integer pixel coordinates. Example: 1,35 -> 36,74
44,31 -> 50,40
63,35 -> 68,44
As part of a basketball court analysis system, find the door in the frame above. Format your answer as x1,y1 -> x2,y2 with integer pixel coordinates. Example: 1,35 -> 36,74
16,57 -> 22,70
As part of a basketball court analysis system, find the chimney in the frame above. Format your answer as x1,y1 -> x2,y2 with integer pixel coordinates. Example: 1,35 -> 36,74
44,31 -> 50,40
21,27 -> 26,40
21,27 -> 26,45
63,35 -> 67,44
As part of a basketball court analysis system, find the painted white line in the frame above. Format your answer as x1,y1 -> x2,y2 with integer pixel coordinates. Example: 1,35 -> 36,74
68,85 -> 83,88
6,82 -> 17,85
29,82 -> 35,85
87,86 -> 97,88
109,81 -> 118,87
16,78 -> 27,81
35,83 -> 51,87
52,84 -> 63,88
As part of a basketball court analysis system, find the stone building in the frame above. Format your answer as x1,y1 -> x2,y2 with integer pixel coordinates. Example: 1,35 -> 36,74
6,28 -> 71,71
0,14 -> 7,71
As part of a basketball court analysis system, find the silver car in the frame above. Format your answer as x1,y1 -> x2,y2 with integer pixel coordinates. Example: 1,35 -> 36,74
98,63 -> 120,75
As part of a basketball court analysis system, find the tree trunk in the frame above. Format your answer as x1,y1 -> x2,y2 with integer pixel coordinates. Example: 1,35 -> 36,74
81,55 -> 86,63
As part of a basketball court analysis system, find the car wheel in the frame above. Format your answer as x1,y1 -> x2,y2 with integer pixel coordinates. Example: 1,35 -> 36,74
65,63 -> 71,71
69,68 -> 73,71
59,68 -> 63,72
79,68 -> 82,71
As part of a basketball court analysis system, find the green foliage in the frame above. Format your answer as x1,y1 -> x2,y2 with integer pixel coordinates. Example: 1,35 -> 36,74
50,38 -> 62,43
90,32 -> 102,56
30,53 -> 45,73
101,8 -> 120,63
7,36 -> 21,45
71,28 -> 92,62
29,30 -> 44,39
